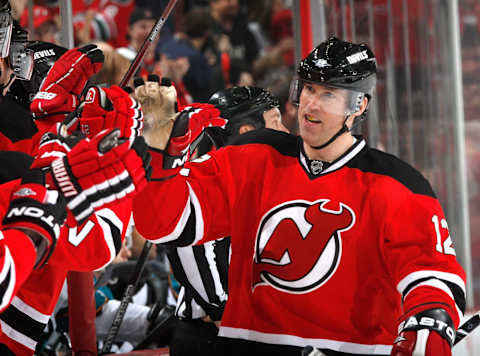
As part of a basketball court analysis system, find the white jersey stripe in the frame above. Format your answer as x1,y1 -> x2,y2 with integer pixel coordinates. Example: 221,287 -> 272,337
187,182 -> 204,245
219,326 -> 392,354
0,247 -> 15,311
10,296 -> 50,324
0,320 -> 36,350
149,195 -> 192,244
397,270 -> 466,296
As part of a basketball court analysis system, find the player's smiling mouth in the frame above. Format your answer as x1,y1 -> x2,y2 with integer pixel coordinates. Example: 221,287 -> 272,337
305,114 -> 321,123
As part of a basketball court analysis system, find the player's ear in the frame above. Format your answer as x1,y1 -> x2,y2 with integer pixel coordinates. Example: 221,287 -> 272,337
352,96 -> 368,117
238,123 -> 255,135
346,96 -> 369,128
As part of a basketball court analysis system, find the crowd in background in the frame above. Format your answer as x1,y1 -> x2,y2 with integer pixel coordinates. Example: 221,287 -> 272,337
12,0 -> 297,131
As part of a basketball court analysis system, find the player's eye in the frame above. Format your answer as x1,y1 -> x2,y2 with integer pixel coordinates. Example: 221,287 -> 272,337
305,83 -> 315,93
321,91 -> 336,100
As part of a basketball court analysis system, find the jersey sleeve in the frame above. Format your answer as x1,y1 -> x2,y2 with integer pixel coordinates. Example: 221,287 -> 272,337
133,148 -> 233,247
0,229 -> 37,312
48,198 -> 132,271
383,191 -> 466,327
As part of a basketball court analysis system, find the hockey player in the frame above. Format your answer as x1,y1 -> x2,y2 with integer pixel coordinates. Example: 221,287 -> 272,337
0,95 -> 151,355
0,40 -> 151,355
208,85 -> 288,140
133,36 -> 466,356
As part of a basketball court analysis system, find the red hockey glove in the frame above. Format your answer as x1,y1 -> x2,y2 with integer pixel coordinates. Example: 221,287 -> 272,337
78,85 -> 143,143
31,123 -> 81,169
391,308 -> 455,356
30,44 -> 104,120
50,129 -> 151,225
2,169 -> 67,268
163,103 -> 227,169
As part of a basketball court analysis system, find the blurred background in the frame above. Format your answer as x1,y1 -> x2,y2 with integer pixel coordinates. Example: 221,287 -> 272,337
12,0 -> 480,354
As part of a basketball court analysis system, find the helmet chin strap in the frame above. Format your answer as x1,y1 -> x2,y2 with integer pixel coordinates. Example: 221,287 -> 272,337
310,115 -> 350,150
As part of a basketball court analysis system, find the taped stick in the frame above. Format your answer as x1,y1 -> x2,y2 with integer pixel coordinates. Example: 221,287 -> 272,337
454,313 -> 480,346
100,240 -> 153,354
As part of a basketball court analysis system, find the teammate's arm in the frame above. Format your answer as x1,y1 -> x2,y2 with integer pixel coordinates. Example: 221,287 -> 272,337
0,169 -> 67,312
132,78 -> 230,246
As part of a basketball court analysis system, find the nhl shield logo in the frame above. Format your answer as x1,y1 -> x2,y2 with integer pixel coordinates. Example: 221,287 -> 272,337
310,160 -> 323,175
252,199 -> 355,293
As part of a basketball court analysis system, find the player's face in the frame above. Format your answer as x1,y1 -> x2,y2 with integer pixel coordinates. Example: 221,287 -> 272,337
297,82 -> 350,148
0,57 -> 14,95
130,19 -> 156,44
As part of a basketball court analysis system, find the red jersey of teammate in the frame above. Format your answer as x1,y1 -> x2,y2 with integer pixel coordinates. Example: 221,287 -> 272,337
133,130 -> 466,354
0,178 -> 131,355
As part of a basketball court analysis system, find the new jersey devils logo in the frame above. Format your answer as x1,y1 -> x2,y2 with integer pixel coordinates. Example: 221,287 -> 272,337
252,199 -> 355,293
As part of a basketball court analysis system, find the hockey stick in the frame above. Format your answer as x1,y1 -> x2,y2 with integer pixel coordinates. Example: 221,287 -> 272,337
100,240 -> 153,354
454,313 -> 480,346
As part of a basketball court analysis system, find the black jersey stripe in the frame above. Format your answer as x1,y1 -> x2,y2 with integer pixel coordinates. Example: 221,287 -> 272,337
347,145 -> 436,198
163,202 -> 197,247
0,304 -> 46,342
228,128 -> 299,157
96,214 -> 122,256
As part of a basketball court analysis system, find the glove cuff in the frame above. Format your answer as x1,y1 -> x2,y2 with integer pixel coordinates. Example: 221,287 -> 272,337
51,157 -> 93,224
398,308 -> 455,347
2,199 -> 61,268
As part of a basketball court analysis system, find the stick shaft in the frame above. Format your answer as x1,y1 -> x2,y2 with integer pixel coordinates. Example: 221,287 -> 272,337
454,313 -> 480,346
119,0 -> 179,87
100,241 -> 153,353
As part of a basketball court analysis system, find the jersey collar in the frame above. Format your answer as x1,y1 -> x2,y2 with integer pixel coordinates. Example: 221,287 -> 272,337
298,136 -> 366,179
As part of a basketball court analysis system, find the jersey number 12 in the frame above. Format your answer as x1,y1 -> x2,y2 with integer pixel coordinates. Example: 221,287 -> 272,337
432,215 -> 456,256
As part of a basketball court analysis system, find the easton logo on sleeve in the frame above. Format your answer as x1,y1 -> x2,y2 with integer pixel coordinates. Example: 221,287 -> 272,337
252,199 -> 355,293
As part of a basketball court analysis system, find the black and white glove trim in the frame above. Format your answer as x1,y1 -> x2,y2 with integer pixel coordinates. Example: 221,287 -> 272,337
396,308 -> 455,347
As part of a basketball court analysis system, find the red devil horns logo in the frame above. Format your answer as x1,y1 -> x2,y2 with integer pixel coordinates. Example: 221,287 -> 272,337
252,199 -> 355,293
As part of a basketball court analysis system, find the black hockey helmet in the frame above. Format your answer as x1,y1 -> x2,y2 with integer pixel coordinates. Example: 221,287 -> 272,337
297,37 -> 376,93
290,37 -> 376,116
8,41 -> 67,108
208,86 -> 279,132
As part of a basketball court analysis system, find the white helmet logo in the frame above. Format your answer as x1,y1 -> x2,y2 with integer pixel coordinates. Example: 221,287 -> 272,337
314,59 -> 330,68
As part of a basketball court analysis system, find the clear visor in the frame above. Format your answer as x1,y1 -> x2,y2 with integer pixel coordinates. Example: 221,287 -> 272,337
0,12 -> 12,59
10,42 -> 33,80
289,76 -> 365,117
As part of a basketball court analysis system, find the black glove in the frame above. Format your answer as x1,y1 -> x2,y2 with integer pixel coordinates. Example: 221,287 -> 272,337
2,169 -> 67,268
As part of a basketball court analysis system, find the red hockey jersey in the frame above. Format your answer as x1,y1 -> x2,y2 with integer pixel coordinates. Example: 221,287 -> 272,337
0,179 -> 46,315
133,130 -> 466,355
0,179 -> 131,355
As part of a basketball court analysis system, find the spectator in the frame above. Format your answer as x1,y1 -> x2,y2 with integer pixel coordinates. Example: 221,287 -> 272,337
117,7 -> 158,73
157,29 -> 213,102
208,0 -> 259,70
19,5 -> 59,44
